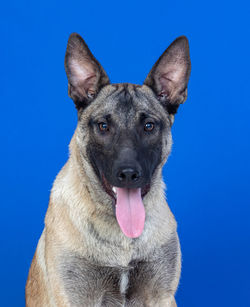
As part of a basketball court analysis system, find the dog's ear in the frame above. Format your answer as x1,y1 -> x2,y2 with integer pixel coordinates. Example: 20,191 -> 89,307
144,36 -> 191,114
65,33 -> 110,110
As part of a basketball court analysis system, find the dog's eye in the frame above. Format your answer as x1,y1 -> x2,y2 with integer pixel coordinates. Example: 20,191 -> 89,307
98,122 -> 109,132
144,122 -> 154,132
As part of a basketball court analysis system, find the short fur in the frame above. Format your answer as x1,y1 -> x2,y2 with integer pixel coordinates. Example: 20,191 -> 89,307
26,33 -> 191,307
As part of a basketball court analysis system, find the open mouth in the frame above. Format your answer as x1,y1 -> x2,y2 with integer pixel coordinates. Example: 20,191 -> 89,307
101,175 -> 150,239
102,174 -> 150,202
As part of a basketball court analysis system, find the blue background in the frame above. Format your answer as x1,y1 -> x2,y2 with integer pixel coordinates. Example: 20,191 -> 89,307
1,0 -> 250,306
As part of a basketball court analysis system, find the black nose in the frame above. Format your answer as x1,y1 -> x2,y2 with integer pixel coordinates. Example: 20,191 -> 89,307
117,168 -> 141,184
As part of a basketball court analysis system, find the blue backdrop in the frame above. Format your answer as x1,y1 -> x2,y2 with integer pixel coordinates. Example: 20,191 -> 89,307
1,1 -> 249,306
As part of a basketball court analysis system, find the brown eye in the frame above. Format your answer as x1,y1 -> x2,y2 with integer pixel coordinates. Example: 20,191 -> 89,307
144,122 -> 154,132
98,122 -> 109,132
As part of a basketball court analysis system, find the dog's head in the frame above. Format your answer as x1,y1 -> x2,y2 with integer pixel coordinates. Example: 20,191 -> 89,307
65,33 -> 191,238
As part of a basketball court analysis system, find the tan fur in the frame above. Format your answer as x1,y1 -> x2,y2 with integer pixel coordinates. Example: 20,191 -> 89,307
26,251 -> 48,306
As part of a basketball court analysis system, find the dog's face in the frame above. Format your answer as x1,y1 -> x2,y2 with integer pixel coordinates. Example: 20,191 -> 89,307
65,33 -> 191,238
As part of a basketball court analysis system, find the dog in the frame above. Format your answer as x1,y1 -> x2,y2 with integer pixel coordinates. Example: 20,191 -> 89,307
26,32 -> 191,307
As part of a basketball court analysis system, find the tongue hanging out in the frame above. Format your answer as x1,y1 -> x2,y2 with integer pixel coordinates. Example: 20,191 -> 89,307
115,187 -> 145,238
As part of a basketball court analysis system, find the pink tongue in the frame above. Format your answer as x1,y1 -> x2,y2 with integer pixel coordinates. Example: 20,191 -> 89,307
115,187 -> 145,238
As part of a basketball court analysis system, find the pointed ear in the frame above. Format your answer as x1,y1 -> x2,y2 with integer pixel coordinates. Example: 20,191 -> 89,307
144,36 -> 191,114
64,33 -> 110,109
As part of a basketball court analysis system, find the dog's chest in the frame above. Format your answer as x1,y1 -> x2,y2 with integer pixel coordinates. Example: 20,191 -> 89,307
58,231 -> 180,307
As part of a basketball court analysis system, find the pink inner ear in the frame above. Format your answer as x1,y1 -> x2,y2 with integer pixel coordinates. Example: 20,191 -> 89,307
68,59 -> 99,99
70,59 -> 97,88
158,62 -> 187,96
160,62 -> 186,83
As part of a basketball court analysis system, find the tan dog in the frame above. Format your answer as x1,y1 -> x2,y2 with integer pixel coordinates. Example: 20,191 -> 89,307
26,33 -> 191,307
